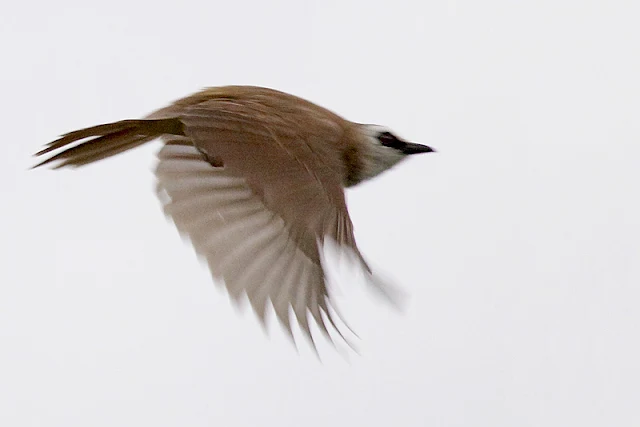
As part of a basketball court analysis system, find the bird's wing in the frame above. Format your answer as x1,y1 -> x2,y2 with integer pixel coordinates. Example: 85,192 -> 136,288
155,99 -> 365,349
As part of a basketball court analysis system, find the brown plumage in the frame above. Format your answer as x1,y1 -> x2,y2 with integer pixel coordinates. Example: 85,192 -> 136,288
34,85 -> 434,351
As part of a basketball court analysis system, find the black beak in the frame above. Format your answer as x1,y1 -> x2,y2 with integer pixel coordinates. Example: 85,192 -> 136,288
401,142 -> 436,155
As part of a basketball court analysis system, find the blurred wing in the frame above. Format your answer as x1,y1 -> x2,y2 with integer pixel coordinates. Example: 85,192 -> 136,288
155,138 -> 354,349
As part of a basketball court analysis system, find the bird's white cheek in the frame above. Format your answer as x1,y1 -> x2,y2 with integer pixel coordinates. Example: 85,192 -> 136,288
358,145 -> 406,183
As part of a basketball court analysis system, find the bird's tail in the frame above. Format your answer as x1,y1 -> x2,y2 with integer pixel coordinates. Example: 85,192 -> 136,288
33,118 -> 184,169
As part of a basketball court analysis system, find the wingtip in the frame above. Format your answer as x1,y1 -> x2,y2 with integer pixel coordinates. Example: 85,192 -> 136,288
365,271 -> 408,311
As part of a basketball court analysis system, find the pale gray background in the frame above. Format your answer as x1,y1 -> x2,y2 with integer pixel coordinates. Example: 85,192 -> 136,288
2,1 -> 639,426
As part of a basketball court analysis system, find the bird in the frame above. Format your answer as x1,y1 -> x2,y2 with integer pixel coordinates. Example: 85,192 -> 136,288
33,85 -> 435,351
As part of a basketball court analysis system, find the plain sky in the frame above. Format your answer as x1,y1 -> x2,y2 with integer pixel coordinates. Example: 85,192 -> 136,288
2,1 -> 639,426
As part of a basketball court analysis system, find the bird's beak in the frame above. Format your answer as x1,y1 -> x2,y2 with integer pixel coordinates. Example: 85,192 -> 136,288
401,142 -> 436,155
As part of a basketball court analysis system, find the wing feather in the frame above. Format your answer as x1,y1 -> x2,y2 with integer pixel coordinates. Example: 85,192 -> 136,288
155,138 -> 354,348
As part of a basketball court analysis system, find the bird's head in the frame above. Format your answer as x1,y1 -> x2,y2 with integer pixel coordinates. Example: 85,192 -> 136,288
347,124 -> 435,186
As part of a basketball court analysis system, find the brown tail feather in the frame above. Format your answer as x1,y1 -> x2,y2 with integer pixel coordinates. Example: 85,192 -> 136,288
33,118 -> 184,169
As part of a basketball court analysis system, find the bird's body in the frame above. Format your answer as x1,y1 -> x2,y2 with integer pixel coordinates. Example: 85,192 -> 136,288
34,86 -> 434,349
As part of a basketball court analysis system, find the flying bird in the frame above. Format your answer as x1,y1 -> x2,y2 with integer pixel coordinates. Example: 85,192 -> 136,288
34,86 -> 435,350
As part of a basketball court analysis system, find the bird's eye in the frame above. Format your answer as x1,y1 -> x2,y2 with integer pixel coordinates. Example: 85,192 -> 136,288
377,131 -> 405,149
